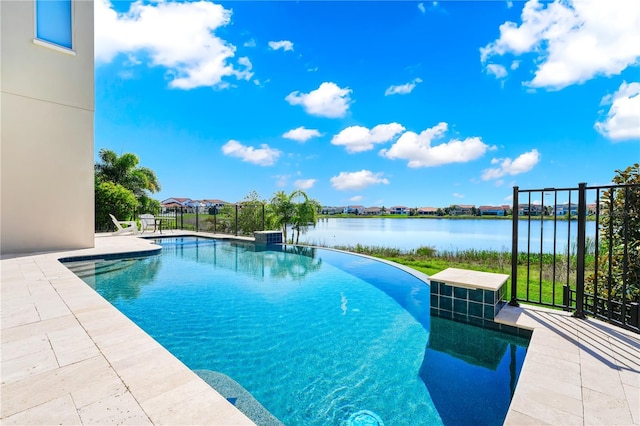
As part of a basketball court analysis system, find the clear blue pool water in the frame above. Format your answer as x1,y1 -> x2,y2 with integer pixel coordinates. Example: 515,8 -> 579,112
65,236 -> 529,426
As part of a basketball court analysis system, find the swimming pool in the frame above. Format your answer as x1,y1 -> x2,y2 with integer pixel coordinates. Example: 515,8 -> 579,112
64,236 -> 529,425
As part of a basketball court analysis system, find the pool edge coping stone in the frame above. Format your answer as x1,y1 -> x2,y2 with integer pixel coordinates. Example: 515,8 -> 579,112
429,267 -> 509,291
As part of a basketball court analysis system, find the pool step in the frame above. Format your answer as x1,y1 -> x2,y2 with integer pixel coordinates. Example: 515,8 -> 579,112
64,259 -> 137,278
194,370 -> 283,426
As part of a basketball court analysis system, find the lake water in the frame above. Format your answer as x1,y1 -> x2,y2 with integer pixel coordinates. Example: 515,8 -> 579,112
296,218 -> 597,253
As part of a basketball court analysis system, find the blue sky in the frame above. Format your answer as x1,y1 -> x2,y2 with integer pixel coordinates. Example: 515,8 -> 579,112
95,0 -> 640,207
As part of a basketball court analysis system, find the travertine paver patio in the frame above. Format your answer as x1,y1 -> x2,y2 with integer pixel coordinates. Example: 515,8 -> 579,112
1,232 -> 253,425
1,233 -> 639,425
498,304 -> 639,425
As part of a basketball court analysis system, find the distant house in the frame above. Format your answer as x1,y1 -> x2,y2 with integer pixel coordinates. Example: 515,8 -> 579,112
519,204 -> 543,216
450,204 -> 475,215
161,197 -> 192,213
203,199 -> 228,208
161,198 -> 227,214
556,203 -> 578,216
363,206 -> 382,215
161,197 -> 191,205
343,205 -> 365,215
321,206 -> 343,215
203,199 -> 229,213
188,200 -> 207,213
479,206 -> 505,216
389,206 -> 409,215
416,207 -> 438,215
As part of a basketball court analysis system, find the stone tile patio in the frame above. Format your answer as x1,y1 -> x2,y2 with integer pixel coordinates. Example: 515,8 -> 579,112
497,304 -> 639,425
1,232 -> 639,425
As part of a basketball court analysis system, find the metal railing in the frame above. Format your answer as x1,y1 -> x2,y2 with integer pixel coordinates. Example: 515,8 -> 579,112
510,183 -> 639,333
135,203 -> 267,237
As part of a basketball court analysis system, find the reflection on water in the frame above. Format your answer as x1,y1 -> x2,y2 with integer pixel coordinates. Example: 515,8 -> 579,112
420,317 -> 528,425
65,256 -> 162,301
154,237 -> 323,282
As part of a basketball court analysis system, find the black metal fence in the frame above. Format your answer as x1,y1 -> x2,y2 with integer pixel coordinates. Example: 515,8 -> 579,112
510,183 -> 639,333
134,203 -> 268,237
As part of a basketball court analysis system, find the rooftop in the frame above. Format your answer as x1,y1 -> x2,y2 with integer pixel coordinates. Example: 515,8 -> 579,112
1,232 -> 638,425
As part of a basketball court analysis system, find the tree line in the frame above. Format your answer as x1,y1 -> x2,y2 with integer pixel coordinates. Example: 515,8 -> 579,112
95,149 -> 321,243
94,149 -> 161,231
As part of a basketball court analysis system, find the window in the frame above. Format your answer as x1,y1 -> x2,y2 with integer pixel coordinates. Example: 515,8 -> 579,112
35,0 -> 72,49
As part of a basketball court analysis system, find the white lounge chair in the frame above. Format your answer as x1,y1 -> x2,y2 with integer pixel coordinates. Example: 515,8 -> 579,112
139,214 -> 156,233
109,214 -> 138,235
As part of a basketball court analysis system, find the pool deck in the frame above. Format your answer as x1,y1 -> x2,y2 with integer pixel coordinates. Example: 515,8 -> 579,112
1,232 -> 639,425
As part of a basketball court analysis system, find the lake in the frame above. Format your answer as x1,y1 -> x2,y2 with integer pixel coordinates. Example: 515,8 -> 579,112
295,218 -> 597,253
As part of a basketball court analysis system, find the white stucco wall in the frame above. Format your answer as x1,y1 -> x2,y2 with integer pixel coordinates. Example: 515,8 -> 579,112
1,0 -> 95,255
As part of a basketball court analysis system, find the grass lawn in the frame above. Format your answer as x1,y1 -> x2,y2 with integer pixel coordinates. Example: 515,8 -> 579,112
333,244 -> 578,307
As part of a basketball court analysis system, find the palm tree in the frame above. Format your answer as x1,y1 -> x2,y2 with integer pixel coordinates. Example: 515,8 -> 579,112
95,149 -> 162,230
270,191 -> 296,243
95,149 -> 161,198
270,190 -> 320,244
290,191 -> 319,244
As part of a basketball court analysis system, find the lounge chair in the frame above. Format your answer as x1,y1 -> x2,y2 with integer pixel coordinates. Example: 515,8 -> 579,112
109,214 -> 139,235
139,214 -> 156,233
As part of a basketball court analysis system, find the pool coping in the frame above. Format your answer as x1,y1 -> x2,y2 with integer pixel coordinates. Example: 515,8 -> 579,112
1,231 -> 639,425
1,232 -> 255,425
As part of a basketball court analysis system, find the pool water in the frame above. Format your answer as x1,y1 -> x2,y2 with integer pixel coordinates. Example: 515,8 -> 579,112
65,237 -> 529,426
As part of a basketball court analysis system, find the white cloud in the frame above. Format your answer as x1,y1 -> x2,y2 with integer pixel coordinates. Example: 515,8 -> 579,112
268,40 -> 294,51
244,39 -> 256,48
481,0 -> 640,90
294,179 -> 317,190
282,127 -> 322,143
332,123 -> 405,153
452,193 -> 465,199
349,195 -> 364,202
285,82 -> 352,118
221,140 -> 281,166
482,149 -> 541,180
418,3 -> 426,13
380,122 -> 493,167
95,0 -> 252,90
506,1 -> 514,8
274,174 -> 290,187
384,78 -> 423,96
594,81 -> 640,141
330,170 -> 390,191
486,64 -> 508,79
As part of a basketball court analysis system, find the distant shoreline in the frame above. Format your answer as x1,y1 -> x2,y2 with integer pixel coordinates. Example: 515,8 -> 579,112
318,214 -> 594,221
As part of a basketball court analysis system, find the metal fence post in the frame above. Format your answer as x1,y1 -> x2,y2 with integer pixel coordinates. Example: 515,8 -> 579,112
235,204 -> 239,236
573,182 -> 587,319
180,206 -> 184,230
196,208 -> 199,232
262,203 -> 265,231
622,186 -> 631,327
510,186 -> 520,306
